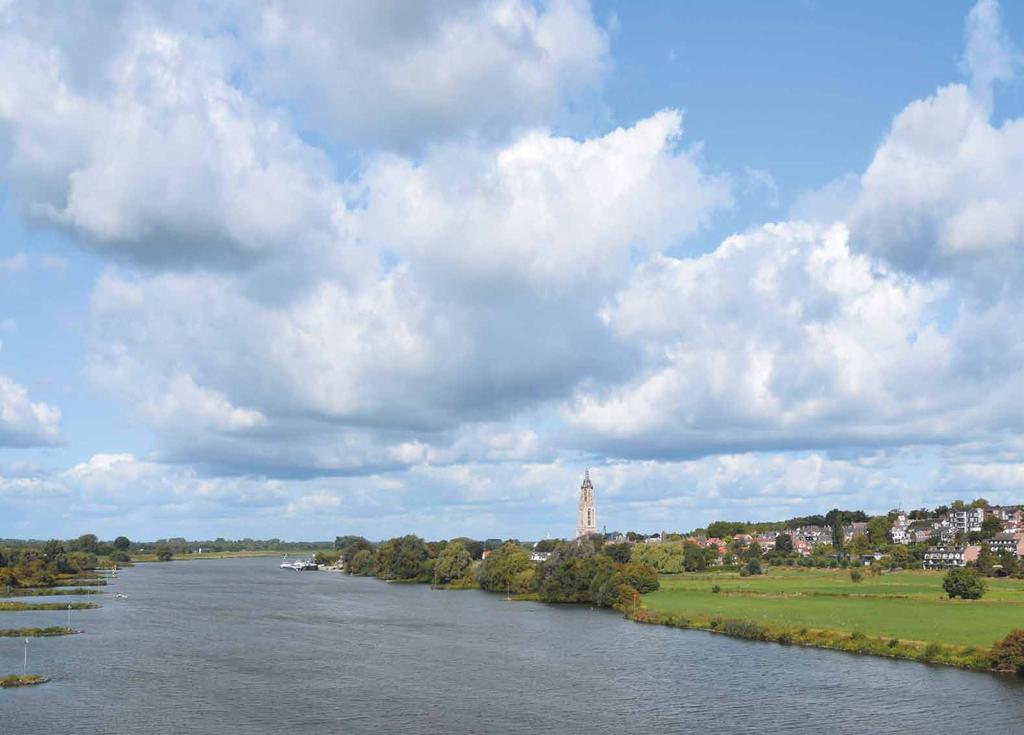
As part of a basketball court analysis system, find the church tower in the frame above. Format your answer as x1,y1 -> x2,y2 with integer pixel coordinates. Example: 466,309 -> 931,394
576,469 -> 597,539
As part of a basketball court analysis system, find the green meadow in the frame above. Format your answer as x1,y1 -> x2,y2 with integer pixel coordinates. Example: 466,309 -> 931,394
643,568 -> 1024,649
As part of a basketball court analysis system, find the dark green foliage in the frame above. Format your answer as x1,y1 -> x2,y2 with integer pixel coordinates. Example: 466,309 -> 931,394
981,515 -> 1003,539
745,558 -> 763,576
603,542 -> 632,564
774,533 -> 793,553
449,537 -> 484,560
154,544 -> 174,562
706,521 -> 747,538
476,542 -> 532,593
943,568 -> 986,599
711,585 -> 721,594
720,619 -> 768,641
850,568 -> 863,583
348,549 -> 375,576
991,629 -> 1024,675
374,535 -> 429,581
683,542 -> 707,572
313,550 -> 340,566
113,536 -> 131,550
339,537 -> 374,571
433,541 -> 472,585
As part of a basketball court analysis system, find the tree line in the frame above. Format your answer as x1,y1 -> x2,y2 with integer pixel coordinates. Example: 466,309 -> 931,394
331,535 -> 659,609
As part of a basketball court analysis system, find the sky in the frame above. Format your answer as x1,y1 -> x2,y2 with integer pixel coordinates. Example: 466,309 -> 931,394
1,0 -> 1024,542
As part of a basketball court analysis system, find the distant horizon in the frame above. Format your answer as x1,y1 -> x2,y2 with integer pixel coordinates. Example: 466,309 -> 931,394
3,1 -> 1024,540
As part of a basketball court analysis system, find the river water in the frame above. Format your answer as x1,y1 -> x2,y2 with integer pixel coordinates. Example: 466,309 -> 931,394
2,557 -> 1023,734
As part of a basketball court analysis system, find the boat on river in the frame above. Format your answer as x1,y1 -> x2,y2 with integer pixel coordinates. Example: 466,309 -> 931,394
279,557 -> 318,571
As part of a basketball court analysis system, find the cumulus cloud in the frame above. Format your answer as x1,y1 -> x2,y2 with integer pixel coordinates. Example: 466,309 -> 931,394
0,374 -> 62,447
82,111 -> 727,476
246,0 -> 610,148
0,15 -> 348,269
568,222 -> 1024,458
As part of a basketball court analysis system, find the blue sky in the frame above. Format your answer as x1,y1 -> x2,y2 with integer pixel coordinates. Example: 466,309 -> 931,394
1,0 -> 1023,541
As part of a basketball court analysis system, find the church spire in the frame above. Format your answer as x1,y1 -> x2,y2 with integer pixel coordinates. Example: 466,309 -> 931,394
576,469 -> 597,539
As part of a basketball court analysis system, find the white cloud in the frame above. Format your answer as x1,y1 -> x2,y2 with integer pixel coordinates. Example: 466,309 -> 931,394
962,0 -> 1022,111
245,0 -> 610,148
0,374 -> 61,447
568,222 -> 1023,457
849,83 -> 1024,288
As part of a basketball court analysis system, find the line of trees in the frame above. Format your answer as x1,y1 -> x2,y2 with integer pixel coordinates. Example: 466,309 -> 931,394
332,534 -> 659,610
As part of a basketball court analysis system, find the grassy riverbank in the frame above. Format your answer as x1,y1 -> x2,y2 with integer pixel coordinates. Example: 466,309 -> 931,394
0,587 -> 103,597
131,550 -> 302,562
1,675 -> 48,688
638,568 -> 1024,670
0,601 -> 99,611
0,627 -> 78,637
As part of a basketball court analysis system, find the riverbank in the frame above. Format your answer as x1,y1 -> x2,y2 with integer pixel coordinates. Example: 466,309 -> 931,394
0,587 -> 103,597
636,568 -> 1024,672
131,550 -> 323,563
0,627 -> 79,637
1,675 -> 48,688
0,601 -> 99,611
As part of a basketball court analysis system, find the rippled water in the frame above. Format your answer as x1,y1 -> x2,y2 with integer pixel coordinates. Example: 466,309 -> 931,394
2,557 -> 1023,734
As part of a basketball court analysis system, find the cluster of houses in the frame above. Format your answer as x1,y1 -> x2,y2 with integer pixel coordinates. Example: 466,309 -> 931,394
890,506 -> 1024,569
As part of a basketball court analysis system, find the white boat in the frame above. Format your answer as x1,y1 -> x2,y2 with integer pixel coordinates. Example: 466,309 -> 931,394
279,557 -> 318,571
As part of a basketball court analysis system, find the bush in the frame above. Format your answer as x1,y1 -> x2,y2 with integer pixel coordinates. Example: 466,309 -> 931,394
721,619 -> 768,641
943,568 -> 986,599
991,629 -> 1024,675
711,584 -> 721,594
922,642 -> 945,660
849,568 -> 863,583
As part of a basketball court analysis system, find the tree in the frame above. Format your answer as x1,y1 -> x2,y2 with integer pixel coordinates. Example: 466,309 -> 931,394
706,521 -> 746,538
450,537 -> 484,560
774,533 -> 793,553
313,551 -> 340,567
745,558 -> 763,576
113,536 -> 131,551
603,542 -> 632,564
974,544 -> 996,576
349,549 -> 375,576
848,534 -> 870,556
970,497 -> 990,509
74,534 -> 100,554
943,568 -> 986,599
683,543 -> 707,572
867,516 -> 892,544
374,535 -> 428,580
477,542 -> 532,593
533,539 -> 560,554
338,537 -> 373,572
850,568 -> 863,583
992,630 -> 1024,675
154,544 -> 174,562
981,515 -> 1004,539
433,541 -> 472,585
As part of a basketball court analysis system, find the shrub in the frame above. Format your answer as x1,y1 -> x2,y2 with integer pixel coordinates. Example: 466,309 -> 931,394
887,638 -> 899,648
777,631 -> 793,645
711,584 -> 721,594
849,568 -> 863,583
991,629 -> 1024,676
721,619 -> 768,641
922,642 -> 945,660
943,568 -> 986,599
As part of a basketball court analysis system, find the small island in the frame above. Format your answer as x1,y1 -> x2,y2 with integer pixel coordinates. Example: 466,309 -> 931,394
1,675 -> 49,688
0,626 -> 79,637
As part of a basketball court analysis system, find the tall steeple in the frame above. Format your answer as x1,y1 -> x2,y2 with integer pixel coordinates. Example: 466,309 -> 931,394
576,468 -> 597,539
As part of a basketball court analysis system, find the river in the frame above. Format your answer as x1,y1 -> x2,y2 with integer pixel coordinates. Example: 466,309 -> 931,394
2,557 -> 1023,733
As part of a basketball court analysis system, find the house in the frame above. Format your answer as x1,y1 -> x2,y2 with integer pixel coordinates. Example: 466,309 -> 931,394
988,532 -> 1024,558
843,522 -> 869,542
890,511 -> 910,544
792,537 -> 812,557
530,551 -> 551,562
948,508 -> 984,535
991,506 -> 1023,532
751,535 -> 776,552
923,545 -> 980,569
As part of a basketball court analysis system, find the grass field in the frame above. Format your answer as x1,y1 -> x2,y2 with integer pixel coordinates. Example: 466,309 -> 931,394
643,568 -> 1024,649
